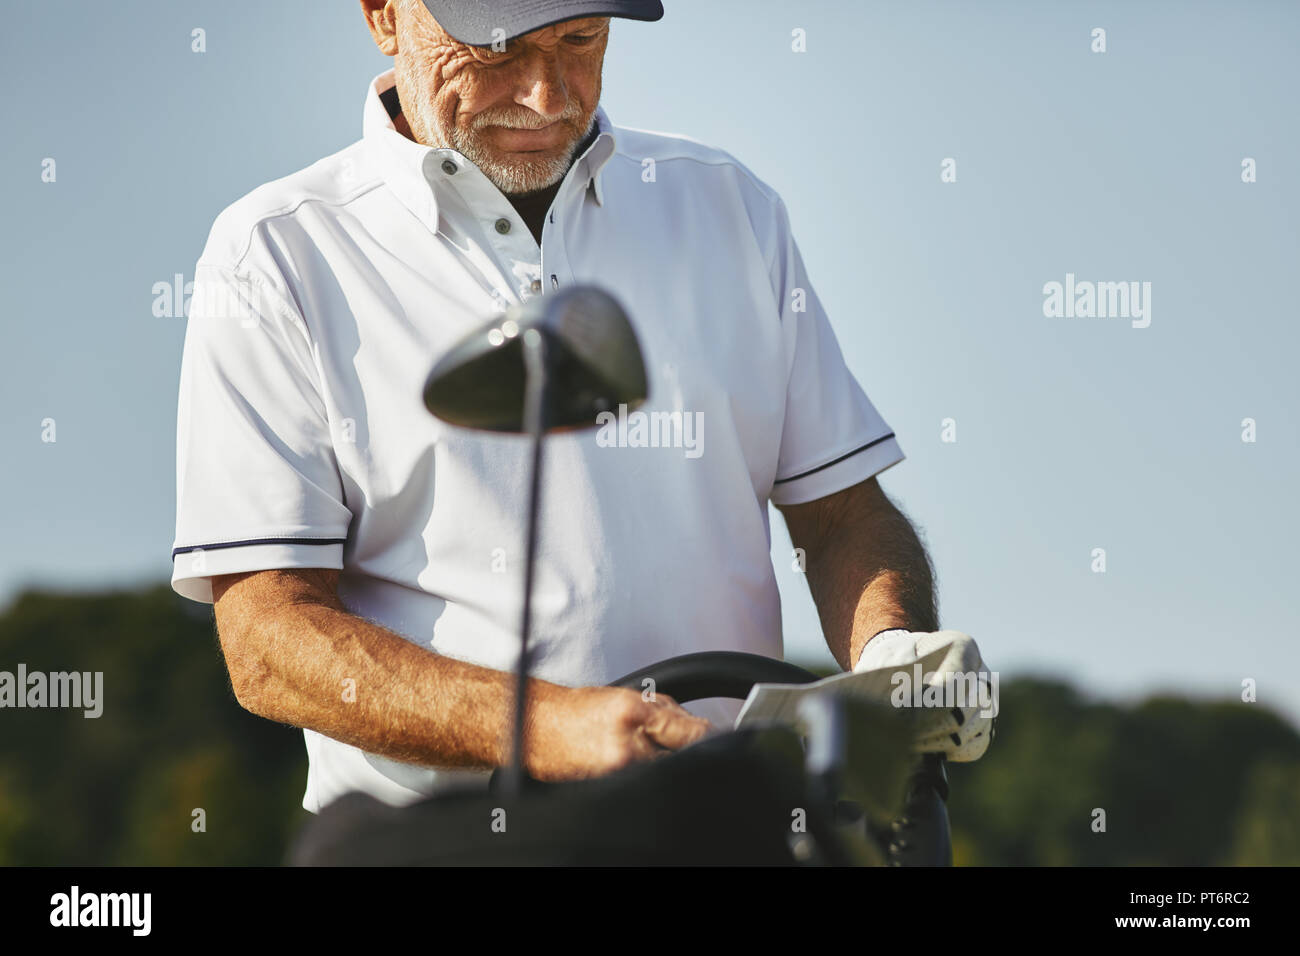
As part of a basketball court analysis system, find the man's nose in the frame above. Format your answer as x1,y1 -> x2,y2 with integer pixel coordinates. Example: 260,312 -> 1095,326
513,49 -> 569,118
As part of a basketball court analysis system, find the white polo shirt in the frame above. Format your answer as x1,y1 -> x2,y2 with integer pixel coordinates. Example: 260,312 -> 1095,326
172,70 -> 904,812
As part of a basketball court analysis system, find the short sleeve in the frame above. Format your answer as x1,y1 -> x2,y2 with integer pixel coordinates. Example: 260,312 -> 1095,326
171,261 -> 353,603
767,196 -> 904,506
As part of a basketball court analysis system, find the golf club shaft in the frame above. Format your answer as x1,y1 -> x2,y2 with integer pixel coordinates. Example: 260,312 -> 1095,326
507,330 -> 550,794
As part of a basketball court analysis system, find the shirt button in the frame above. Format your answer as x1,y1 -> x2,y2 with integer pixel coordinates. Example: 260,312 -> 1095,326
530,279 -> 542,293
494,218 -> 512,235
441,159 -> 457,175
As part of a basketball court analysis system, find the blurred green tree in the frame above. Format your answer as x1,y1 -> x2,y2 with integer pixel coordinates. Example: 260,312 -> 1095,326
0,585 -> 307,865
1228,761 -> 1300,865
946,678 -> 1300,865
1,586 -> 1296,865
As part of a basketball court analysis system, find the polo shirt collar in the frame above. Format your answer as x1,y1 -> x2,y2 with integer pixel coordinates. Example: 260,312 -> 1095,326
578,105 -> 617,206
361,70 -> 617,231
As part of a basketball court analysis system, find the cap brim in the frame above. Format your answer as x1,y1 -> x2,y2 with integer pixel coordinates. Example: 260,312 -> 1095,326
421,0 -> 663,47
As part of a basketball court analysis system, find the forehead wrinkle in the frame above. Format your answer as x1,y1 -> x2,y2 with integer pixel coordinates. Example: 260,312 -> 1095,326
437,45 -> 477,82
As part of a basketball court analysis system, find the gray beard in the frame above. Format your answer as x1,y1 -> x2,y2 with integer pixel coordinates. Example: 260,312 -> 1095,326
446,112 -> 598,195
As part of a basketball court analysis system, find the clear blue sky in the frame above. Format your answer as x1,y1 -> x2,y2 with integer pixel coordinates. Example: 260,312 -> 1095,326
2,1 -> 1297,723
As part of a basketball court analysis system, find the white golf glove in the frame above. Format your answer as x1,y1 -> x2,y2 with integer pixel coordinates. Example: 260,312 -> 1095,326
852,629 -> 996,762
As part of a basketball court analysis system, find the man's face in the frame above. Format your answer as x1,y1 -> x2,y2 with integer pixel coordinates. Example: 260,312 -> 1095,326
371,1 -> 610,195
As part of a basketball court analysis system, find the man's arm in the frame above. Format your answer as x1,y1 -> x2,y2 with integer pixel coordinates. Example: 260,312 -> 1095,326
211,568 -> 710,781
777,477 -> 937,672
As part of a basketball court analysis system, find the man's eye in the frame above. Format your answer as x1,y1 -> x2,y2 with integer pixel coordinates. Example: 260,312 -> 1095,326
565,34 -> 598,45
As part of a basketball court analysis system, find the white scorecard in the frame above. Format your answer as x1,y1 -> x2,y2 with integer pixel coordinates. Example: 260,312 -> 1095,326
735,636 -> 996,762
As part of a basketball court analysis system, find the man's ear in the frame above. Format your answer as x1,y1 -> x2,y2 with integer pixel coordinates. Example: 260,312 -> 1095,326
359,0 -> 401,56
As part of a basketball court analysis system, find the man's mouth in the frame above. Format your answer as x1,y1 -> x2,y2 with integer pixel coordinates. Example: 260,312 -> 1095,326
487,122 -> 566,152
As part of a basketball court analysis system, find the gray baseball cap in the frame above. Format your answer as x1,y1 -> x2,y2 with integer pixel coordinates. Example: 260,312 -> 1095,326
420,0 -> 663,46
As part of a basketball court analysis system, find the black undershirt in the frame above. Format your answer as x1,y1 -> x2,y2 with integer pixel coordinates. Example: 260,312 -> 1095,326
504,180 -> 565,246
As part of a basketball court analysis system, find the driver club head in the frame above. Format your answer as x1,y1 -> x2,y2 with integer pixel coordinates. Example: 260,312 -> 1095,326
422,285 -> 649,433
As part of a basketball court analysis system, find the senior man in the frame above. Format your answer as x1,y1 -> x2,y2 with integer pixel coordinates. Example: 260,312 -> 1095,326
171,0 -> 991,814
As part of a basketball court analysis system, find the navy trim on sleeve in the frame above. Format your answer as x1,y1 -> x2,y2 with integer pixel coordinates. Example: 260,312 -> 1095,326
171,537 -> 347,559
772,432 -> 896,485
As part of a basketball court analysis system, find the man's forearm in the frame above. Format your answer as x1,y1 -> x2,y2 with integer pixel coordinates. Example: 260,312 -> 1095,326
786,483 -> 938,671
211,568 -> 714,783
813,511 -> 937,670
219,597 -> 544,772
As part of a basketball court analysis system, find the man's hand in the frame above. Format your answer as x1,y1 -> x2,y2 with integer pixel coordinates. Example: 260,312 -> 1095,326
853,628 -> 996,762
526,685 -> 714,781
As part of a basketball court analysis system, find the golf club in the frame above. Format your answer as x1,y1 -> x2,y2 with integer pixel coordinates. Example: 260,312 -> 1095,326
422,285 -> 649,795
